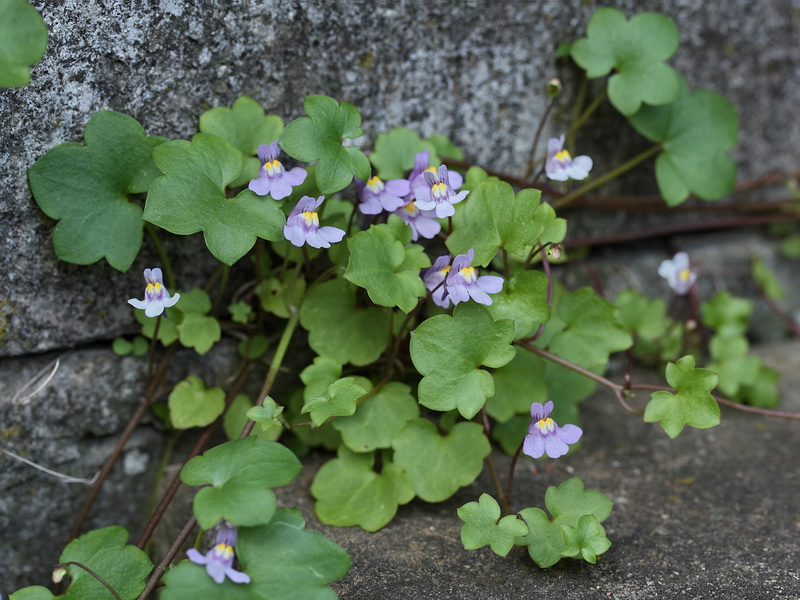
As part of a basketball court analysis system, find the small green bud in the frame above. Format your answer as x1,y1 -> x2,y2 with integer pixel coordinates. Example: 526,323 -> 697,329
546,78 -> 563,100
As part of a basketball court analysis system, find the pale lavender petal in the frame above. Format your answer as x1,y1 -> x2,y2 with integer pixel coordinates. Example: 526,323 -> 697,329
284,224 -> 306,247
304,230 -> 328,249
284,167 -> 307,186
187,548 -> 208,565
162,293 -> 181,308
543,435 -> 569,458
144,302 -> 164,318
530,401 -> 546,419
413,216 -> 441,240
434,201 -> 455,218
468,286 -> 493,305
377,191 -> 407,211
450,189 -> 468,205
150,268 -> 164,283
477,275 -> 503,294
249,176 -> 272,196
546,165 -> 569,182
225,568 -> 251,584
358,195 -> 384,215
447,283 -> 470,304
268,178 -> 293,200
431,287 -> 451,308
672,252 -> 690,271
317,226 -> 345,245
556,423 -> 583,444
384,178 -> 410,196
523,433 -> 545,459
568,155 -> 592,179
547,136 -> 564,156
256,144 -> 271,163
657,259 -> 675,279
128,298 -> 147,309
206,559 -> 227,584
543,400 -> 554,414
447,170 -> 464,190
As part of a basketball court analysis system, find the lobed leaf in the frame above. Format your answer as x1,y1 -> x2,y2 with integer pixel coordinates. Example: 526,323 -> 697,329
168,376 -> 225,429
0,0 -> 48,87
457,494 -> 529,557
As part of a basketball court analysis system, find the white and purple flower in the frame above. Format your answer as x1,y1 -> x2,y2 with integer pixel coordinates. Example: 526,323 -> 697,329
127,267 -> 180,318
249,141 -> 307,200
411,164 -> 468,219
356,175 -> 410,215
187,525 -> 250,585
283,195 -> 345,249
658,252 -> 697,295
545,135 -> 592,182
523,401 -> 582,459
422,249 -> 503,308
393,200 -> 441,241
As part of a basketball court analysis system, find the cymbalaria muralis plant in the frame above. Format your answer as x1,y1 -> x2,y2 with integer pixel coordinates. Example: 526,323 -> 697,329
7,3 -> 800,599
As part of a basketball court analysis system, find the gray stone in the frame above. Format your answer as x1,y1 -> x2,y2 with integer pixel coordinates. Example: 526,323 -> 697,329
1,0 -> 799,356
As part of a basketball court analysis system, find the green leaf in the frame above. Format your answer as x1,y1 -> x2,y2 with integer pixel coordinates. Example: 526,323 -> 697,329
28,111 -> 166,271
752,257 -> 785,300
299,278 -> 391,365
428,134 -> 464,160
392,419 -> 490,502
570,7 -> 682,115
229,301 -> 254,324
457,494 -> 529,556
534,202 -> 568,246
174,289 -> 221,354
10,587 -> 56,600
112,337 -> 133,356
0,0 -> 47,87
300,356 -> 343,400
545,477 -> 613,528
237,334 -> 269,360
369,127 -> 436,180
487,350 -> 547,423
461,166 -> 498,192
255,272 -> 307,318
144,133 -> 286,265
779,234 -> 800,258
161,508 -> 350,600
485,270 -> 549,340
446,181 -> 544,266
57,526 -> 152,599
629,88 -> 739,206
410,303 -> 516,419
344,217 -> 431,313
560,514 -> 612,564
736,364 -> 780,409
700,291 -> 753,336
515,507 -> 565,568
279,95 -> 370,194
333,382 -> 420,452
180,437 -> 301,529
311,447 -> 415,531
168,376 -> 225,429
135,302 -> 178,344
199,96 -> 284,188
644,355 -> 720,438
706,334 -> 760,397
302,377 -> 367,426
615,289 -> 670,341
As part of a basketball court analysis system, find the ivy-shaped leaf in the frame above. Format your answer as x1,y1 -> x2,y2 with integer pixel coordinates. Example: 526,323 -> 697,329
311,447 -> 415,531
333,382 -> 420,453
174,289 -> 221,355
457,494 -> 529,557
180,437 -> 301,529
161,508 -> 350,600
487,350 -> 547,423
279,94 -> 371,194
0,0 -> 48,87
545,477 -> 613,528
369,127 -> 437,180
255,272 -> 307,318
302,377 -> 367,426
28,111 -> 166,271
700,291 -> 753,336
628,87 -> 739,206
392,419 -> 490,502
614,289 -> 670,341
644,355 -> 720,438
410,303 -> 516,419
705,334 -> 760,397
514,508 -> 564,568
485,270 -> 549,340
446,181 -> 544,267
344,216 -> 432,313
535,202 -> 567,247
570,7 -> 682,115
752,257 -> 785,301
144,133 -> 286,265
560,515 -> 612,564
168,375 -> 225,429
199,96 -> 284,188
49,526 -> 151,599
299,278 -> 391,366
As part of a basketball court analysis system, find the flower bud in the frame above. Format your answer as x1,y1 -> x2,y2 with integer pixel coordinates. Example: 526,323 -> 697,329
546,78 -> 563,99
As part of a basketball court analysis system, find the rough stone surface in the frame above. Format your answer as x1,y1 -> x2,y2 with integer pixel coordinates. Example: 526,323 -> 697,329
1,0 -> 799,356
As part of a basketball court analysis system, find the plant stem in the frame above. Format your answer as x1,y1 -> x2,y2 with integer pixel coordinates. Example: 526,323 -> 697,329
480,408 -> 510,514
505,439 -> 525,513
522,96 -> 557,180
144,223 -> 176,290
137,516 -> 197,600
552,144 -> 662,210
58,562 -> 121,600
567,87 -> 608,140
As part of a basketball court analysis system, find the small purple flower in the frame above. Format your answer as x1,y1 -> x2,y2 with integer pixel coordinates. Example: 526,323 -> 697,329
393,200 -> 441,241
658,252 -> 696,295
284,195 -> 346,249
249,141 -> 307,200
187,526 -> 250,585
127,268 -> 180,318
356,175 -> 410,215
412,164 -> 468,219
444,249 -> 503,306
422,254 -> 452,308
545,135 -> 592,182
523,401 -> 582,459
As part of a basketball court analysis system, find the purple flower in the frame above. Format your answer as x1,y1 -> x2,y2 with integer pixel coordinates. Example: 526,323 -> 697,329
444,249 -> 503,306
393,200 -> 441,241
249,141 -> 307,200
658,252 -> 696,295
422,254 -> 452,308
411,164 -> 468,219
284,195 -> 346,248
187,526 -> 250,585
128,267 -> 180,318
545,135 -> 592,182
523,401 -> 582,459
356,176 -> 410,215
